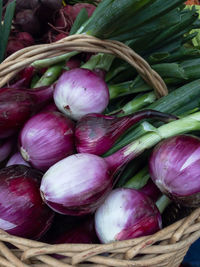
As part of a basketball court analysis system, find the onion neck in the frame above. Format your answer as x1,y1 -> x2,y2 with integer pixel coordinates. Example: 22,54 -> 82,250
81,53 -> 114,73
156,195 -> 171,214
27,85 -> 54,107
104,110 -> 177,145
105,111 -> 200,174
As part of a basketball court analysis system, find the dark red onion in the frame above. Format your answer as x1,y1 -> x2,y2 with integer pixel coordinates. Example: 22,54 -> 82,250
63,3 -> 96,22
53,68 -> 109,120
14,9 -> 40,36
19,111 -> 75,171
149,135 -> 200,207
6,152 -> 30,167
40,102 -> 59,113
95,188 -> 162,243
5,0 -> 39,12
6,32 -> 35,56
0,138 -> 14,164
0,165 -> 54,238
9,66 -> 35,88
65,57 -> 81,70
53,217 -> 99,245
75,110 -> 178,155
52,33 -> 68,42
40,0 -> 62,10
39,213 -> 84,243
0,86 -> 54,138
40,111 -> 177,216
139,179 -> 161,202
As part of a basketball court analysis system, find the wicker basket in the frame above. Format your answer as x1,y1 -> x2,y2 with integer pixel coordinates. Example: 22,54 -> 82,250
0,35 -> 200,267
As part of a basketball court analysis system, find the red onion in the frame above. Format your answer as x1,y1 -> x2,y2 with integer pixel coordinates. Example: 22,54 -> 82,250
0,86 -> 54,138
9,66 -> 35,88
53,217 -> 99,245
75,110 -> 177,155
95,188 -> 162,243
6,32 -> 35,56
5,0 -> 39,12
53,68 -> 109,120
40,153 -> 112,215
40,111 -> 187,216
0,165 -> 54,238
40,0 -> 62,10
52,33 -> 69,42
65,57 -> 81,70
0,138 -> 14,164
14,9 -> 41,36
139,179 -> 161,202
63,3 -> 96,22
149,135 -> 200,207
19,111 -> 75,171
6,152 -> 30,167
40,102 -> 59,113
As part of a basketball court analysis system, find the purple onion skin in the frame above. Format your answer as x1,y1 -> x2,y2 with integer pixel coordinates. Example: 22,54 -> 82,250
95,188 -> 162,243
6,152 -> 30,167
0,138 -> 14,163
40,153 -> 113,216
0,88 -> 36,138
139,179 -> 161,202
0,165 -> 54,239
0,87 -> 54,138
19,111 -> 75,171
40,102 -> 59,113
53,68 -> 109,121
75,110 -> 178,156
149,135 -> 200,207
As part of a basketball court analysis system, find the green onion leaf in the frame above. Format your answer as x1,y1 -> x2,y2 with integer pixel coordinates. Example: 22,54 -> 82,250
0,0 -> 16,63
70,8 -> 89,35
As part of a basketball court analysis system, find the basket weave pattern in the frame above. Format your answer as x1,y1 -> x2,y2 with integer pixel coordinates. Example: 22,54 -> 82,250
0,35 -> 199,267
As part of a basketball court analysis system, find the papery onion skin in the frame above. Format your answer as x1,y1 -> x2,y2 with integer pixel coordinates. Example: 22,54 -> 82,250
149,135 -> 200,207
53,68 -> 109,120
0,165 -> 54,239
19,111 -> 75,171
95,188 -> 162,243
6,152 -> 30,167
40,153 -> 112,216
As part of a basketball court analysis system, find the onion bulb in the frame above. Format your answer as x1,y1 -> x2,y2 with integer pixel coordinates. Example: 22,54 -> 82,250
53,68 -> 109,120
149,135 -> 200,207
19,111 -> 75,171
0,165 -> 54,239
95,188 -> 162,243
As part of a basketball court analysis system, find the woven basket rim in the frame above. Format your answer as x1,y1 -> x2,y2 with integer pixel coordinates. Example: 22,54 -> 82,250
0,34 -> 168,97
0,34 -> 199,267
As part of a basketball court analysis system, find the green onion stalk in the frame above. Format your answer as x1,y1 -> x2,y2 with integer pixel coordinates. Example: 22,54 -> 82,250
104,79 -> 200,156
105,111 -> 200,175
30,0 -> 189,73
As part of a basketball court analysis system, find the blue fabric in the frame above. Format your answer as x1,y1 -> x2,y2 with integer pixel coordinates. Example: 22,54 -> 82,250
183,238 -> 200,267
